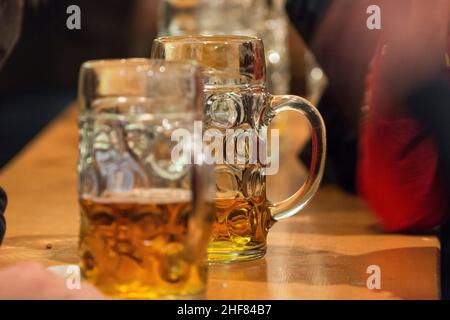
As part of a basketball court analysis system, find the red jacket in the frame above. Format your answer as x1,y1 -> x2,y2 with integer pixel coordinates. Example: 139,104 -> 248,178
357,41 -> 449,232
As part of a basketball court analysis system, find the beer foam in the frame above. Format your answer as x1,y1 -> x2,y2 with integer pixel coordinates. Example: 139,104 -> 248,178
82,188 -> 192,204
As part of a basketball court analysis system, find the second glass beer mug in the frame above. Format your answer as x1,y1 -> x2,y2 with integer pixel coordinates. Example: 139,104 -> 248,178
78,59 -> 215,299
152,36 -> 326,262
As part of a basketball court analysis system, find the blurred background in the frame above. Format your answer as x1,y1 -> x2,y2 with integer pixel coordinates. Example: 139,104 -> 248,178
0,0 -> 325,168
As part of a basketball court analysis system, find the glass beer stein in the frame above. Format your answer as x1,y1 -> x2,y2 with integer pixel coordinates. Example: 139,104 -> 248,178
152,36 -> 326,262
78,58 -> 215,299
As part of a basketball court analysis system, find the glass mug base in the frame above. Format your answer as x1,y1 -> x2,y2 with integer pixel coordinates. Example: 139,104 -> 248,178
208,196 -> 273,263
207,242 -> 267,263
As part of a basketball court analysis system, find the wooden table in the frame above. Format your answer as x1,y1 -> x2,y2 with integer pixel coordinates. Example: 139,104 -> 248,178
0,106 -> 440,300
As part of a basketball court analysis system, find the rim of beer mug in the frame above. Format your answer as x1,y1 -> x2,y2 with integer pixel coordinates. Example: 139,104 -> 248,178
80,58 -> 201,77
152,36 -> 266,85
154,34 -> 262,45
78,58 -> 204,113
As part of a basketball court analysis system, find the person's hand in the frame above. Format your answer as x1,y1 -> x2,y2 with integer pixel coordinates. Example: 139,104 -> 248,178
0,262 -> 104,300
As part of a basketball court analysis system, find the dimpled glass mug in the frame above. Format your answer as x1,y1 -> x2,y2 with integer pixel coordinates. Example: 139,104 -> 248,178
152,36 -> 326,262
78,58 -> 215,299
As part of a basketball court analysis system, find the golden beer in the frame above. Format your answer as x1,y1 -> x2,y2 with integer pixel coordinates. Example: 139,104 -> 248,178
210,196 -> 274,262
79,189 -> 208,299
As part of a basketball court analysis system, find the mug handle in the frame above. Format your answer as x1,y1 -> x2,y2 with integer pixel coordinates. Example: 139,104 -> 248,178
266,95 -> 326,221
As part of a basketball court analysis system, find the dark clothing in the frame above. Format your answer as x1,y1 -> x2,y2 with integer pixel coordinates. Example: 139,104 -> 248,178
0,187 -> 6,244
285,0 -> 330,44
286,0 -> 361,193
407,76 -> 450,187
